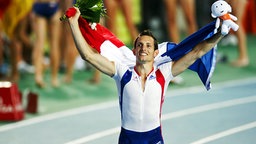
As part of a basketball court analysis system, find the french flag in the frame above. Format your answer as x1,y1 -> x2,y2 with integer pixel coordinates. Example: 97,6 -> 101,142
78,17 -> 217,90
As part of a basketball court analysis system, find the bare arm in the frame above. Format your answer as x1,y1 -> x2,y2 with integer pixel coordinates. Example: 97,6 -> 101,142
68,7 -> 115,77
172,31 -> 224,77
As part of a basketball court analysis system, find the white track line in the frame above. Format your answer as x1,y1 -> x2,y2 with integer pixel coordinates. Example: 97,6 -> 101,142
165,77 -> 256,97
191,121 -> 256,144
162,95 -> 256,120
65,95 -> 256,144
65,127 -> 120,144
0,101 -> 118,132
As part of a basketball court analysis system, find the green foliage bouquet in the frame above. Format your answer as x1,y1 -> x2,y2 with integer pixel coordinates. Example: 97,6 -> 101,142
60,0 -> 106,23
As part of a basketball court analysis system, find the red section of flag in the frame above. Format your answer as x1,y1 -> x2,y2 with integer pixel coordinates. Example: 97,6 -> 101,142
78,17 -> 125,53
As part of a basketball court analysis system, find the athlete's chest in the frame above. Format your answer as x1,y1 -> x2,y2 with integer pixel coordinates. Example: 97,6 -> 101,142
123,71 -> 163,99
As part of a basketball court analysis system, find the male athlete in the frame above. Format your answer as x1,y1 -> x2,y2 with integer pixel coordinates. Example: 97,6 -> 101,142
68,6 -> 227,144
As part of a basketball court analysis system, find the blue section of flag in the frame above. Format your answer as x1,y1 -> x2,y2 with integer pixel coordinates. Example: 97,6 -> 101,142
162,21 -> 217,90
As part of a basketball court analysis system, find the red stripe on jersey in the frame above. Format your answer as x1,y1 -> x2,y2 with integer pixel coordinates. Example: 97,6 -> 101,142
155,70 -> 165,118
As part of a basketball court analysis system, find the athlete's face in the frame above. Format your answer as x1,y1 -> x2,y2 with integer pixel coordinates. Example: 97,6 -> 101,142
133,35 -> 159,63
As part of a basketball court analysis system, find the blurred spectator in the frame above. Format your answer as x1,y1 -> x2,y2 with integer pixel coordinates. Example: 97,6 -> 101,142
226,0 -> 249,67
140,0 -> 168,42
32,0 -> 61,87
195,0 -> 215,28
103,0 -> 139,41
164,0 -> 197,43
1,0 -> 34,81
59,0 -> 79,83
0,0 -> 11,78
243,0 -> 256,34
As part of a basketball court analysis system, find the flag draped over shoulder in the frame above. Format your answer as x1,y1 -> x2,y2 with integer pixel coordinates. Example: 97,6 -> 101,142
162,21 -> 217,90
77,17 -> 217,90
78,17 -> 135,67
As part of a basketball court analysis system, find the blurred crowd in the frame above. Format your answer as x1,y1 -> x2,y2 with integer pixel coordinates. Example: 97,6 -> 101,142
0,0 -> 255,88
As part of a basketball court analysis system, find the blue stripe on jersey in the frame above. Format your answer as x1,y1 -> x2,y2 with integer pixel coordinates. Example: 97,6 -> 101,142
120,70 -> 132,114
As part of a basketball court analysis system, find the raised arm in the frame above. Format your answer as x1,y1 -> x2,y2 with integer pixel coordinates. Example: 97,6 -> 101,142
171,31 -> 224,77
68,7 -> 115,77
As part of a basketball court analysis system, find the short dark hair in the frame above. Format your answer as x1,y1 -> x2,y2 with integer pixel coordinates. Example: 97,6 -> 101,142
133,30 -> 158,50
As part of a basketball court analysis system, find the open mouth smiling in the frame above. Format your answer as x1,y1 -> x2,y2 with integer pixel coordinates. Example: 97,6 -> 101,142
139,53 -> 147,56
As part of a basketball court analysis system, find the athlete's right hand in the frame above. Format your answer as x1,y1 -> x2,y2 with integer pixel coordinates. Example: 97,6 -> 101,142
67,7 -> 80,23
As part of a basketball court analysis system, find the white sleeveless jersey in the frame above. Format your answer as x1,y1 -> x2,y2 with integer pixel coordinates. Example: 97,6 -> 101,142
112,62 -> 174,132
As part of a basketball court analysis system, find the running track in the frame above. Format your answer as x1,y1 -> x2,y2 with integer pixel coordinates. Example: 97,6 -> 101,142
0,78 -> 256,144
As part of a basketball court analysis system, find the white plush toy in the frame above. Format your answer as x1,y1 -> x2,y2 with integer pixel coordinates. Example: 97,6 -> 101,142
211,0 -> 239,35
